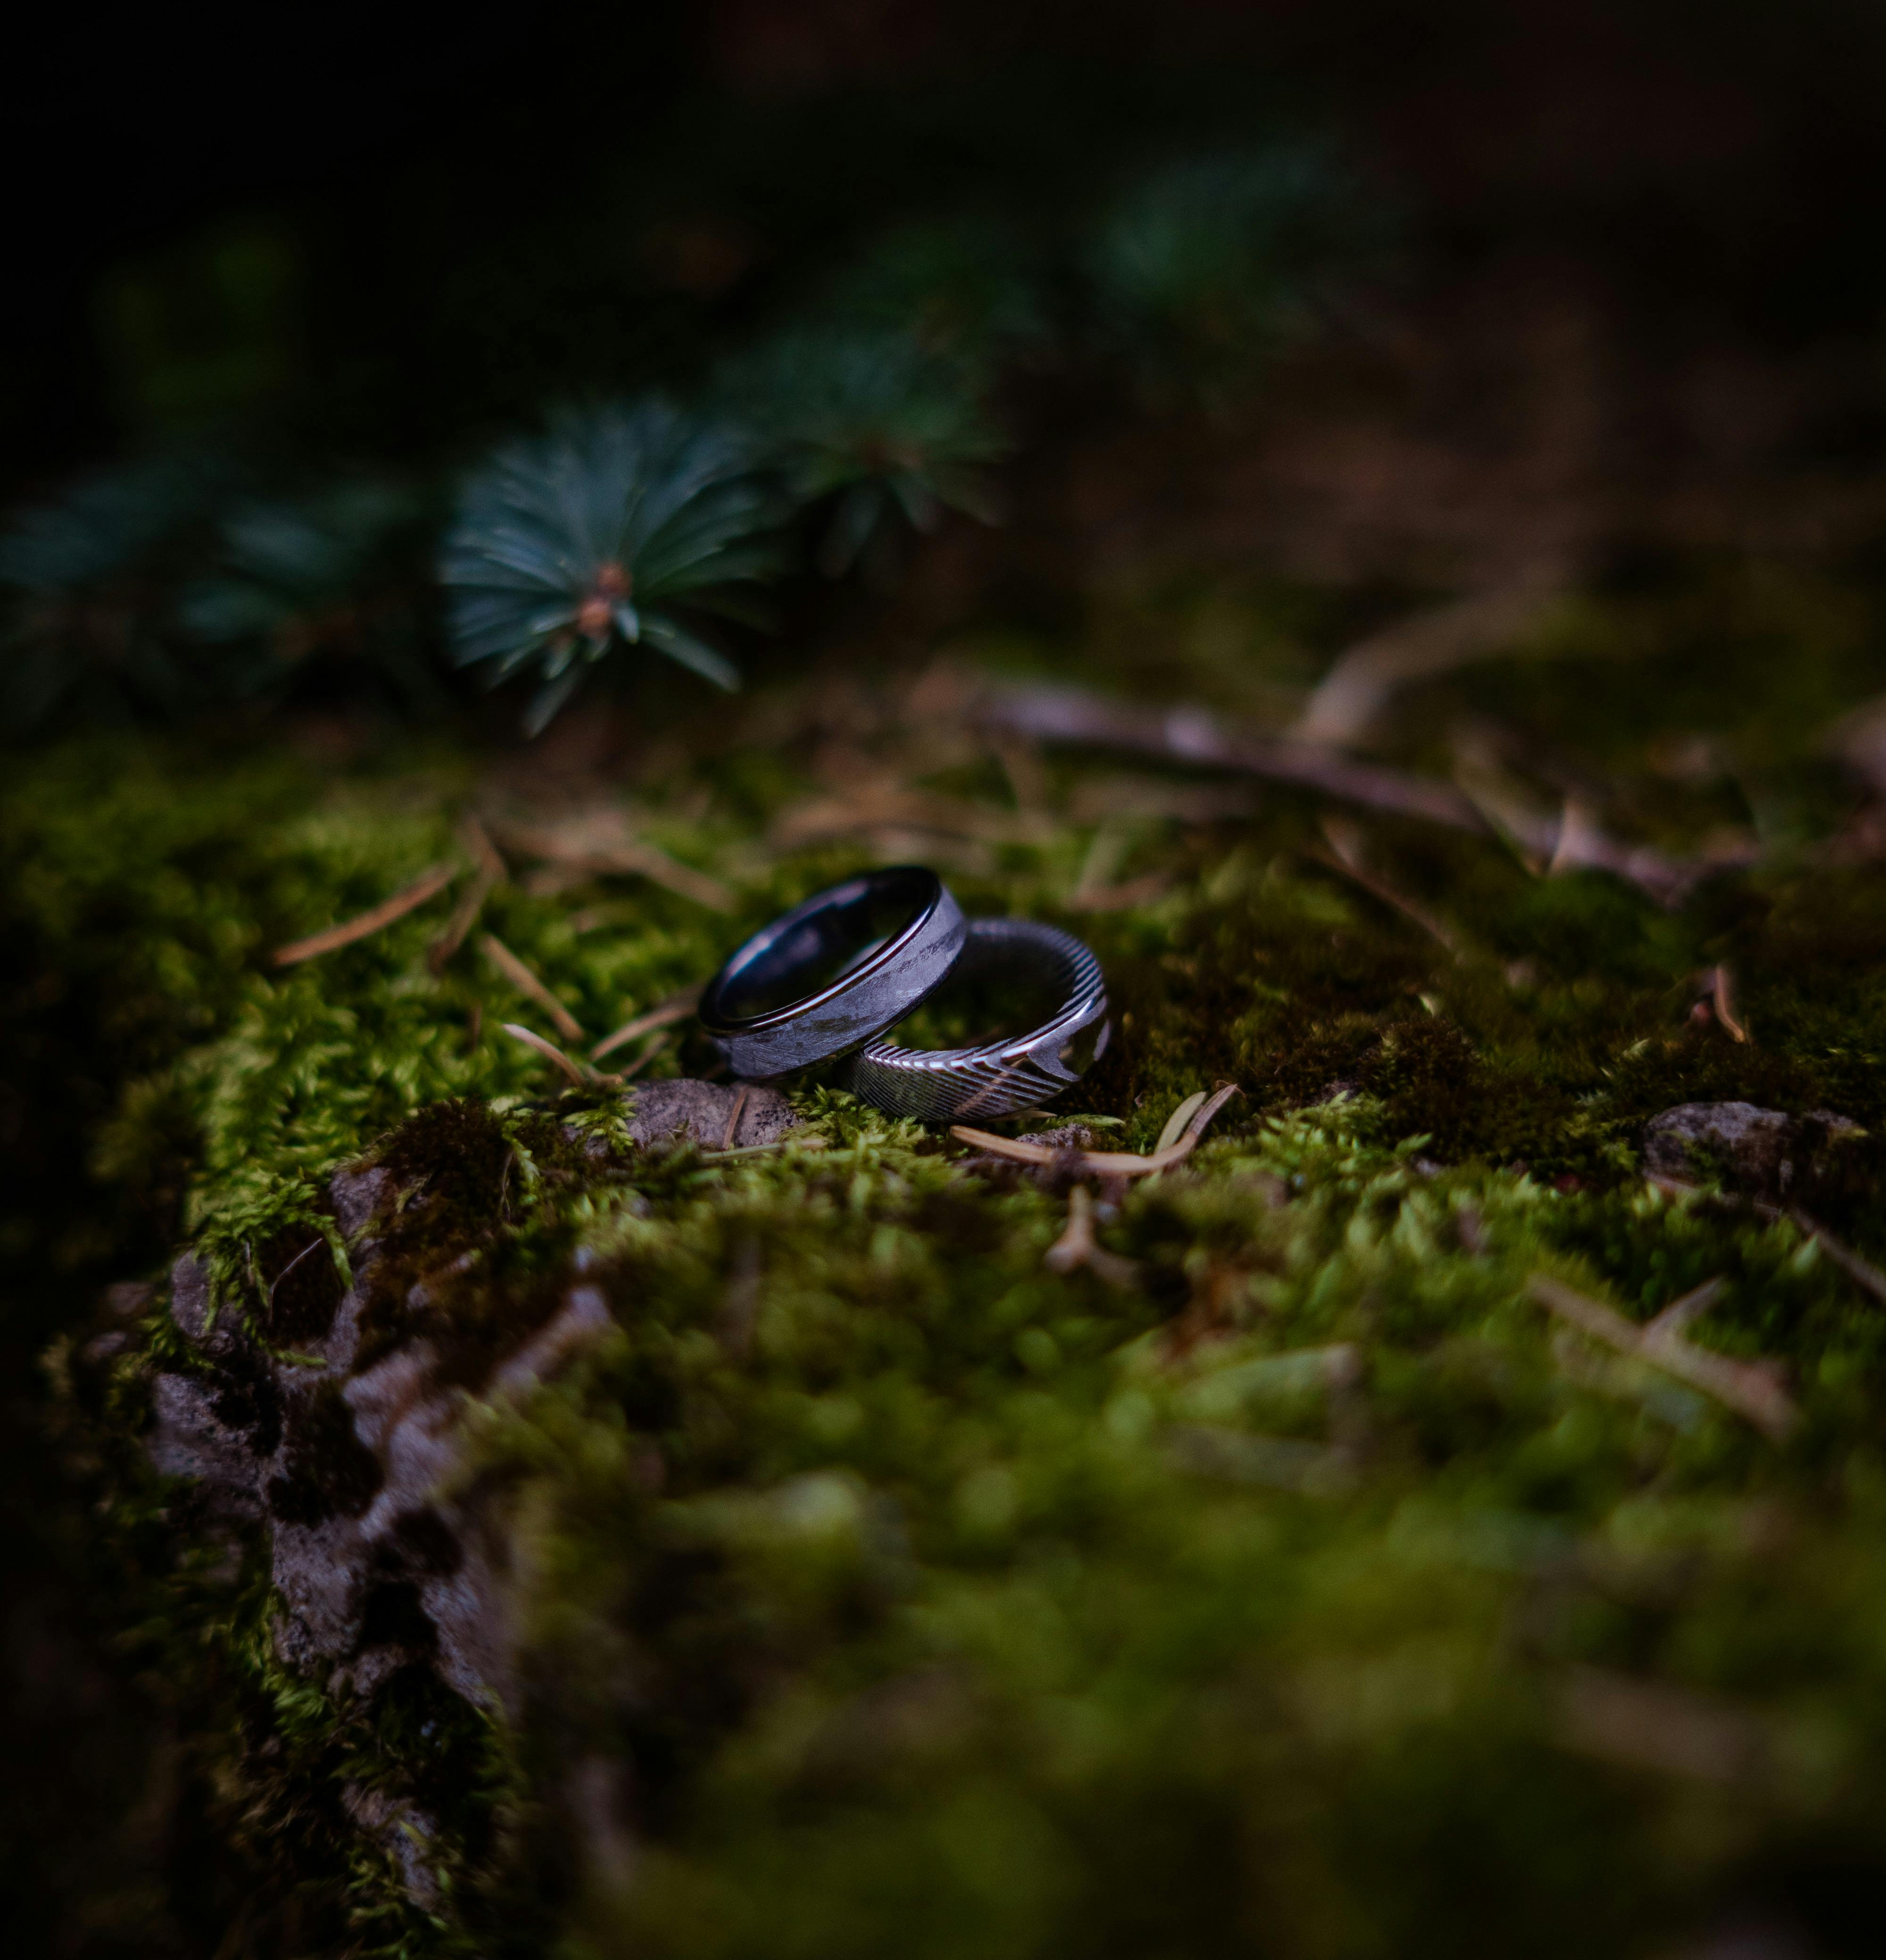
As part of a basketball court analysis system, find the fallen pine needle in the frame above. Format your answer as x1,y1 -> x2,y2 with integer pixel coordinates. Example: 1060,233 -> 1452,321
501,1022 -> 590,1087
272,863 -> 459,966
1527,1272 -> 1796,1441
720,1085 -> 750,1152
593,989 -> 701,1060
617,1032 -> 670,1080
427,816 -> 509,973
955,1082 -> 1241,1177
1312,816 -> 1461,956
482,933 -> 584,1042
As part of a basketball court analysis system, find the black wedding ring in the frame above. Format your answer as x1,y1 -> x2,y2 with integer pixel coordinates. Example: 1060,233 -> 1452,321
699,866 -> 966,1078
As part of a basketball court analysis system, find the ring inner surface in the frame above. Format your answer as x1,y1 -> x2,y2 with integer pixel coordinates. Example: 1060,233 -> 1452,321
875,929 -> 1076,1054
712,870 -> 935,1025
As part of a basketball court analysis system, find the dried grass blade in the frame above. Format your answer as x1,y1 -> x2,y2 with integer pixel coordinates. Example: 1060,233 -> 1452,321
273,862 -> 460,966
593,989 -> 701,1061
1155,1091 -> 1209,1156
501,1022 -> 590,1087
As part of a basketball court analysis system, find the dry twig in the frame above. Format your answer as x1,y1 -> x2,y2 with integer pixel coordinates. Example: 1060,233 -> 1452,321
1527,1273 -> 1796,1441
272,863 -> 460,967
976,681 -> 1750,907
481,934 -> 584,1042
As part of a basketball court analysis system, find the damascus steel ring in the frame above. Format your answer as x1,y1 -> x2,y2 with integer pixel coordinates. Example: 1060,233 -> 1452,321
700,866 -> 967,1079
847,917 -> 1109,1122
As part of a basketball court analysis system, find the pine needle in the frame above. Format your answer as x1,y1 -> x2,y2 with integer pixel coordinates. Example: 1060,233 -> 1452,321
481,934 -> 584,1042
272,863 -> 460,966
501,1022 -> 591,1086
592,989 -> 701,1060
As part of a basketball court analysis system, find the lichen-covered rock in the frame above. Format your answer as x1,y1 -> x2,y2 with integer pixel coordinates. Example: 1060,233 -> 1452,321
1642,1101 -> 1863,1199
149,1090 -> 774,1723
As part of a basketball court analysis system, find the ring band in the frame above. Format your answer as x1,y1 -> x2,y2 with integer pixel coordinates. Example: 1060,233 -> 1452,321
699,866 -> 967,1078
847,918 -> 1109,1121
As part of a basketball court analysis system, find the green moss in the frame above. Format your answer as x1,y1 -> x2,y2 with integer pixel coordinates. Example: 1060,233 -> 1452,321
22,552 -> 1886,1953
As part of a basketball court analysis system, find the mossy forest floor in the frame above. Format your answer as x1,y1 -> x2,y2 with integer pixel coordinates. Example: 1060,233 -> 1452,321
16,444 -> 1886,1958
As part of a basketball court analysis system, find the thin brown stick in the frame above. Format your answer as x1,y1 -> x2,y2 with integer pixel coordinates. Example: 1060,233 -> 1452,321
1527,1273 -> 1796,1441
501,1022 -> 590,1087
976,682 -> 1746,907
592,989 -> 701,1061
272,863 -> 460,966
481,934 -> 584,1042
955,1082 -> 1242,1178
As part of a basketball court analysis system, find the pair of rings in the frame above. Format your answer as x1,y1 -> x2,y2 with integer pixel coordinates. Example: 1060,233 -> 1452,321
697,866 -> 1109,1121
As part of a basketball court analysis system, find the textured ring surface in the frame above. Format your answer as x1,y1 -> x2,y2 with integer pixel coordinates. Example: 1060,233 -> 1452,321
699,866 -> 967,1078
847,917 -> 1109,1121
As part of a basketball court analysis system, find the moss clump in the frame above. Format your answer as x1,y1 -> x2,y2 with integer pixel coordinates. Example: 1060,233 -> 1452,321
20,550 -> 1886,1954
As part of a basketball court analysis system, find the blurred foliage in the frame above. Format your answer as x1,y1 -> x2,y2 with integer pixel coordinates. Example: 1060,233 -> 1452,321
0,124 -> 1386,738
717,326 -> 1009,577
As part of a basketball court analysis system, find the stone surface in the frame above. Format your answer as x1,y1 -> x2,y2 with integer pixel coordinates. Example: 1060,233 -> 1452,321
625,1077 -> 799,1150
1642,1102 -> 1862,1199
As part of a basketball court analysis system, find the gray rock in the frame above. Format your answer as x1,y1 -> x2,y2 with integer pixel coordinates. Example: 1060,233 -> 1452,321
626,1077 -> 799,1151
1643,1102 -> 1862,1198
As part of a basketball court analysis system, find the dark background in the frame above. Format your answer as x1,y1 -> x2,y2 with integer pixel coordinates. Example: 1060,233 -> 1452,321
8,0 -> 1886,485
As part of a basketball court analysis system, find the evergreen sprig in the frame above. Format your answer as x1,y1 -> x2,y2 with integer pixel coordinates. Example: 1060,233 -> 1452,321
439,399 -> 777,734
1085,141 -> 1382,399
0,452 -> 237,723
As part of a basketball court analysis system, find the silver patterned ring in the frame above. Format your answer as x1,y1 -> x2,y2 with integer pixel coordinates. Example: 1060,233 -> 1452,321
847,917 -> 1109,1122
700,866 -> 967,1079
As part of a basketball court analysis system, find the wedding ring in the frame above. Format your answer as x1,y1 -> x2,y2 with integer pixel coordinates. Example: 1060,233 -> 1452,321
699,866 -> 966,1078
847,917 -> 1108,1121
